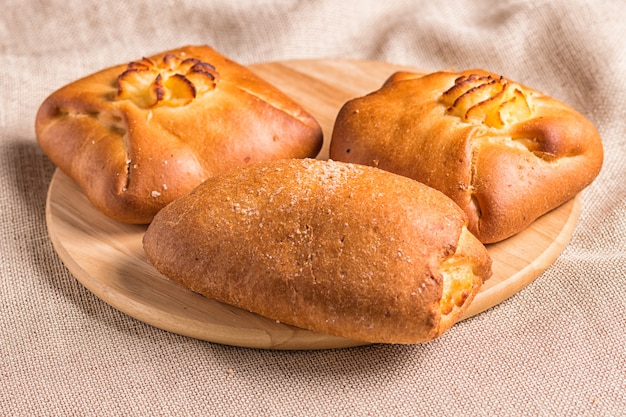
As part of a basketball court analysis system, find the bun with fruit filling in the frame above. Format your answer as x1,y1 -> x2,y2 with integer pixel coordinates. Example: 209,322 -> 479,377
330,69 -> 603,243
143,158 -> 492,344
36,45 -> 323,224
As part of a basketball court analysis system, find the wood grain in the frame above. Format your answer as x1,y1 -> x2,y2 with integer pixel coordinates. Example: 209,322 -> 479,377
44,59 -> 582,350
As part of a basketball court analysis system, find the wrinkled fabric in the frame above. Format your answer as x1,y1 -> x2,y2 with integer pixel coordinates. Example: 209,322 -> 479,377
1,1 -> 624,415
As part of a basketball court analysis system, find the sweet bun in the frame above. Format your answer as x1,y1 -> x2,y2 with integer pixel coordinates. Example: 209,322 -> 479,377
143,158 -> 492,344
35,45 -> 323,223
329,69 -> 603,243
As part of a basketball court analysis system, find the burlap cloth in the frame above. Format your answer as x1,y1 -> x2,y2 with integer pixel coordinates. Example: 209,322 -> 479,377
1,1 -> 624,415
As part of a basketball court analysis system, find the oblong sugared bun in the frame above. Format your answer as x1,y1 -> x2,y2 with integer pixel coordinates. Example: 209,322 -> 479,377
143,158 -> 492,344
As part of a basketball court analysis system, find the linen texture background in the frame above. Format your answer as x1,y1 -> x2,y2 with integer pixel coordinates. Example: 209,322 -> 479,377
1,1 -> 624,415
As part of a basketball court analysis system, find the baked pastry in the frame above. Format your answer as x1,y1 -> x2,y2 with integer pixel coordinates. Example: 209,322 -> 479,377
329,69 -> 604,243
35,45 -> 323,224
143,158 -> 492,344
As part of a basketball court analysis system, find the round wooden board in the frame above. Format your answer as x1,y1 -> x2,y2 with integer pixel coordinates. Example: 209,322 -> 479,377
45,59 -> 582,350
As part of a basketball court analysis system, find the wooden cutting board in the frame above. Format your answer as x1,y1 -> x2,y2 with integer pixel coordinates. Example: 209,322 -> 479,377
45,59 -> 582,350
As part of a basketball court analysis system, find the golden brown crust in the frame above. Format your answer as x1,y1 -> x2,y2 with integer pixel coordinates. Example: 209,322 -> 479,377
329,69 -> 603,243
142,159 -> 492,344
35,45 -> 323,224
